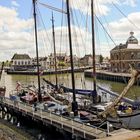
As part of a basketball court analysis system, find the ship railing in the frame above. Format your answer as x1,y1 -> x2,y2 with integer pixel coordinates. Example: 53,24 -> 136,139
0,97 -> 106,137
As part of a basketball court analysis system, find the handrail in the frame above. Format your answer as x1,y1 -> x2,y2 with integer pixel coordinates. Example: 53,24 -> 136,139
0,97 -> 106,136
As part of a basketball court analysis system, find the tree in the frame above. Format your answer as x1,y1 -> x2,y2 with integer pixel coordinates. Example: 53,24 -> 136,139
99,55 -> 103,64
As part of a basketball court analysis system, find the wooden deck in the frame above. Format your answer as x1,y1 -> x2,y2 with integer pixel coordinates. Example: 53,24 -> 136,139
0,97 -> 107,139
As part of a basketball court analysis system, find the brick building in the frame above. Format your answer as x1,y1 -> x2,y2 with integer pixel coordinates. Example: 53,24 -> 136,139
110,32 -> 140,72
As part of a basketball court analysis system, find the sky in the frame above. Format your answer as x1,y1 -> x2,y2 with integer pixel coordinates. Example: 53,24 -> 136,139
0,0 -> 140,61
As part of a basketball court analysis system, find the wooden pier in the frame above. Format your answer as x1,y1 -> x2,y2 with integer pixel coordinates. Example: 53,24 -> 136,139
0,97 -> 107,139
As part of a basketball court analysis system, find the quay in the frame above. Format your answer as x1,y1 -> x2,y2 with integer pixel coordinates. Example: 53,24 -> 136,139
99,129 -> 140,140
6,67 -> 92,75
0,97 -> 107,139
85,70 -> 140,85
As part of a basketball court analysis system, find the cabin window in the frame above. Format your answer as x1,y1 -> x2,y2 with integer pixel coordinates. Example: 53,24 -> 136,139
14,61 -> 17,65
28,61 -> 30,65
21,61 -> 24,65
18,61 -> 20,65
25,61 -> 27,65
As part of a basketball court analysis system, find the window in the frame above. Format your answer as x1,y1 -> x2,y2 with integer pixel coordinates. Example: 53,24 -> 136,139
116,55 -> 119,60
111,54 -> 114,60
137,52 -> 140,59
137,63 -> 140,68
122,53 -> 125,60
131,52 -> 134,59
122,63 -> 125,68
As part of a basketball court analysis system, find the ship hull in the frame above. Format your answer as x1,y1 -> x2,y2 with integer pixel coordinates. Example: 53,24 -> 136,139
108,111 -> 140,129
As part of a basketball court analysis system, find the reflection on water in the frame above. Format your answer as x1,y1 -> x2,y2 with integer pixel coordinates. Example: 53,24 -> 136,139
2,72 -> 140,99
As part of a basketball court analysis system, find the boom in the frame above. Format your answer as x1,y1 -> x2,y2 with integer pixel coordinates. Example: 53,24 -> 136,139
99,65 -> 140,118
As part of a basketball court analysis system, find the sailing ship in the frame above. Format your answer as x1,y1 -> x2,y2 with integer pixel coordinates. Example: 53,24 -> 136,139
42,0 -> 140,129
9,0 -> 48,104
8,0 -> 140,129
83,1 -> 140,129
98,66 -> 140,129
9,0 -> 70,111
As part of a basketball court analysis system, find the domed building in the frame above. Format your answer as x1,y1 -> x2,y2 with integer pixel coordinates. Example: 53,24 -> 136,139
110,32 -> 140,72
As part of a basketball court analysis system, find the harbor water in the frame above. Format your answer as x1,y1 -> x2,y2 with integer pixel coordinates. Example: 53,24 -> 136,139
2,72 -> 140,100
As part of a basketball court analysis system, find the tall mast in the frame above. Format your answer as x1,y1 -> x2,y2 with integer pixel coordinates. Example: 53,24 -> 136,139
66,0 -> 78,116
51,12 -> 58,89
91,0 -> 97,102
33,0 -> 42,102
0,62 -> 4,81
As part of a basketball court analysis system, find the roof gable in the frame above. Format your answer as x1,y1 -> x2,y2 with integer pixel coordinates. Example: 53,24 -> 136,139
111,44 -> 127,51
12,54 -> 31,60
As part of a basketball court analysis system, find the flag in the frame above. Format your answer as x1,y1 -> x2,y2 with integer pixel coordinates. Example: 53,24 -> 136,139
39,70 -> 44,76
16,81 -> 21,91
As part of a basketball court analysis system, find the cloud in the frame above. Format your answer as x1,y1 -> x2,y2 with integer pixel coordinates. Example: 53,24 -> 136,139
37,25 -> 111,57
0,6 -> 34,61
0,5 -> 96,61
0,0 -> 139,61
121,0 -> 137,7
68,0 -> 137,16
108,12 -> 140,44
69,0 -> 112,16
11,1 -> 20,7
37,26 -> 94,58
